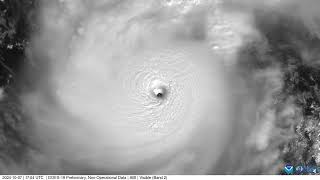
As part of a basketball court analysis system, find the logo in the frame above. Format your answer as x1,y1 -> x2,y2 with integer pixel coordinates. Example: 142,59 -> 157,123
295,166 -> 305,174
306,166 -> 317,174
284,164 -> 294,175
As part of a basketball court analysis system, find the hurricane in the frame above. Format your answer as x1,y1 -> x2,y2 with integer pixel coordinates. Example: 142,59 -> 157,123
14,0 -> 315,174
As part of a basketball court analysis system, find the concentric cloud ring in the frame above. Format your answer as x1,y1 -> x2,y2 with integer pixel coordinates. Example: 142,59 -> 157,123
119,48 -> 196,135
54,43 -> 208,146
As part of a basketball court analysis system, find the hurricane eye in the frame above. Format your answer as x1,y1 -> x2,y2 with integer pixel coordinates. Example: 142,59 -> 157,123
152,86 -> 167,99
148,79 -> 169,100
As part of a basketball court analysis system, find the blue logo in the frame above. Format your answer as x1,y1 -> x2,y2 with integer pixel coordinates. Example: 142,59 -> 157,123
295,166 -> 305,174
306,166 -> 317,174
284,164 -> 294,175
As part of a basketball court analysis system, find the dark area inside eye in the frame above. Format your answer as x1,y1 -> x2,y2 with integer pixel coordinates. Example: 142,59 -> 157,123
152,86 -> 167,99
156,92 -> 163,98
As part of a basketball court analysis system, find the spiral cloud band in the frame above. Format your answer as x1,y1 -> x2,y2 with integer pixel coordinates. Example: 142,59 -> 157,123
21,0 -> 255,174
